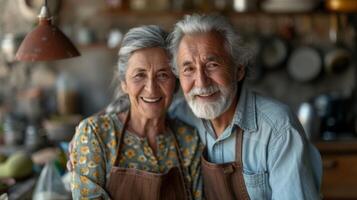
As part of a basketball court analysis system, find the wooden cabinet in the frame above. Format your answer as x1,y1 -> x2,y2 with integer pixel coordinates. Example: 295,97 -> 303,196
315,141 -> 357,200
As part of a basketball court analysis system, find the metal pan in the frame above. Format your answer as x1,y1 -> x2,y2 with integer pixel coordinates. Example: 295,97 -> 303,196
287,46 -> 323,82
258,35 -> 290,70
324,14 -> 351,75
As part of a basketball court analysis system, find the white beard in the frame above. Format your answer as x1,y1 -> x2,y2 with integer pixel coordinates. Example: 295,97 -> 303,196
186,83 -> 237,120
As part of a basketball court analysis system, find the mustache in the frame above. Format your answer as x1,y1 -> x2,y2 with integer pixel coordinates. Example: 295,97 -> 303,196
188,85 -> 220,98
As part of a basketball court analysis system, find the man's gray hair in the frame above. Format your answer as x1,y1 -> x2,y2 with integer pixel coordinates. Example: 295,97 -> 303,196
169,14 -> 252,76
106,25 -> 169,114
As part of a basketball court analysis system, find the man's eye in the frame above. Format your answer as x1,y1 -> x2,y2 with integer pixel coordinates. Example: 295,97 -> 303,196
183,66 -> 194,74
157,72 -> 169,80
207,62 -> 219,69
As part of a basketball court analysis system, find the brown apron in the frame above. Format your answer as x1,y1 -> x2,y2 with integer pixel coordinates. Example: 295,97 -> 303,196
106,112 -> 191,200
201,128 -> 250,200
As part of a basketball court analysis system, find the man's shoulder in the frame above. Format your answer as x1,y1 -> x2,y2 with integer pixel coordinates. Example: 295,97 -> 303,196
168,97 -> 201,128
253,91 -> 299,133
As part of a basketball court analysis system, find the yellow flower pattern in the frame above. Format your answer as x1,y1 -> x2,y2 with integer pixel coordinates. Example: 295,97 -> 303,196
80,167 -> 89,176
79,156 -> 87,164
124,149 -> 136,159
80,135 -> 88,144
71,113 -> 204,200
80,146 -> 90,155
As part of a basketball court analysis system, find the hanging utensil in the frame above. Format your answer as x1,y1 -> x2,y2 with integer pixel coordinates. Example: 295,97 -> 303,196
287,46 -> 322,82
324,14 -> 351,75
259,35 -> 290,70
287,15 -> 323,82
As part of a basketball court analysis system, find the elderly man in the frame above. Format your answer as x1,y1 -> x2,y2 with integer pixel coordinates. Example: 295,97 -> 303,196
168,14 -> 322,200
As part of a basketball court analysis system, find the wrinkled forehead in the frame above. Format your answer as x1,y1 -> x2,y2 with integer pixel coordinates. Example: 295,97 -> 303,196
127,47 -> 171,69
177,32 -> 231,62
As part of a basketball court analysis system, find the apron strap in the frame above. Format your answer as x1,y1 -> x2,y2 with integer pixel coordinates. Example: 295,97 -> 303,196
170,123 -> 193,200
113,111 -> 130,167
235,128 -> 244,164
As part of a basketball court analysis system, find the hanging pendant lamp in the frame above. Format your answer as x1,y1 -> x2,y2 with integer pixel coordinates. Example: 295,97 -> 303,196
16,0 -> 80,61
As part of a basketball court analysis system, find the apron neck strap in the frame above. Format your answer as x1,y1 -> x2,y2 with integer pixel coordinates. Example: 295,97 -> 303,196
114,111 -> 130,167
169,122 -> 193,200
235,128 -> 244,164
204,126 -> 244,164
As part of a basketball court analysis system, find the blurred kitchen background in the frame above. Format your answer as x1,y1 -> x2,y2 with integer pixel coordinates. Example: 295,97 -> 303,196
0,0 -> 356,199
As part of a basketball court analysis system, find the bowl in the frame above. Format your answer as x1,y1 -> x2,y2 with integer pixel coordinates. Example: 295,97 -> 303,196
43,115 -> 82,142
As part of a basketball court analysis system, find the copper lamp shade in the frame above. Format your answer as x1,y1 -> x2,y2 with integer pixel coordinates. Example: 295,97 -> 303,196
16,7 -> 80,61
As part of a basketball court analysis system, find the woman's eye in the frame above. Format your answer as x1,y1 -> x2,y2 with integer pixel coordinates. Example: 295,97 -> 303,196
133,73 -> 145,80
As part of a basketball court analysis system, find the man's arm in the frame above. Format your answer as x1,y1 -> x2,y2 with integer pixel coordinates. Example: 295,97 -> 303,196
267,126 -> 322,200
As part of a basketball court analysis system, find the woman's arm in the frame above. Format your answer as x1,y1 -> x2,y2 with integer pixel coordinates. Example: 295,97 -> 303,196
71,118 -> 111,200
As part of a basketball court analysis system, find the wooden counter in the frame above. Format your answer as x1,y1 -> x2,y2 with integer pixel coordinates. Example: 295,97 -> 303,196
315,140 -> 357,200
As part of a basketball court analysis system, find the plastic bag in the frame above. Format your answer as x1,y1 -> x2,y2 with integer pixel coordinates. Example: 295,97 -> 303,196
32,162 -> 71,200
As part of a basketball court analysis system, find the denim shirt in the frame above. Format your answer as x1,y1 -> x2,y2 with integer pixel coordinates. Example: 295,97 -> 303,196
169,86 -> 323,200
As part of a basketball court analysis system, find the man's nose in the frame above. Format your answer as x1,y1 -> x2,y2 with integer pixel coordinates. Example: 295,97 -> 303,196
195,68 -> 210,88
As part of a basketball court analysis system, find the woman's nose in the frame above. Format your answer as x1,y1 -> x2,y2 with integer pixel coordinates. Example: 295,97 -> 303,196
145,78 -> 158,93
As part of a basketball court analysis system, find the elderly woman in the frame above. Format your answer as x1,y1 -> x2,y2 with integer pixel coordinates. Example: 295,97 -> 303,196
70,25 -> 203,200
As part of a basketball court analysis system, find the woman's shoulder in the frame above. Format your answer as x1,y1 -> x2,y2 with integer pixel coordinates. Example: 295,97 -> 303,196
169,118 -> 202,145
78,112 -> 123,128
75,112 -> 123,142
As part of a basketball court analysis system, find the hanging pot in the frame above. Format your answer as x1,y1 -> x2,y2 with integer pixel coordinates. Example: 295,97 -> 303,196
324,48 -> 351,74
287,46 -> 322,82
324,14 -> 352,75
258,35 -> 290,70
261,0 -> 319,13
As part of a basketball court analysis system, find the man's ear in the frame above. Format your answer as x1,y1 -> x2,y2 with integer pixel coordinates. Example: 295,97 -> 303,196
121,81 -> 128,93
236,64 -> 246,81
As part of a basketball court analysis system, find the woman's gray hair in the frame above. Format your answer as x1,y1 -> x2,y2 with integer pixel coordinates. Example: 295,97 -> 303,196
169,14 -> 252,77
106,25 -> 169,114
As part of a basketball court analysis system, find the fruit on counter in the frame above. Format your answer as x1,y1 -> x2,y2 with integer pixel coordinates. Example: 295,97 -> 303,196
0,154 -> 6,163
0,151 -> 33,179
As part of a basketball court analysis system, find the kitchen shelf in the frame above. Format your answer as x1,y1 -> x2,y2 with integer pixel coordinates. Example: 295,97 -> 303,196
98,8 -> 339,18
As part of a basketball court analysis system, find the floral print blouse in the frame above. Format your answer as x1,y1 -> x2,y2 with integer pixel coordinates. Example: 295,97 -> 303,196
71,112 -> 204,200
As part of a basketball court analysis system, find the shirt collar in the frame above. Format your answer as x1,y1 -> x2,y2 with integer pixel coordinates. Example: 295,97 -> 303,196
233,85 -> 257,133
201,84 -> 258,137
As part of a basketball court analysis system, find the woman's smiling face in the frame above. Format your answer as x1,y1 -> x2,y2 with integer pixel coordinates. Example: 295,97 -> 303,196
121,47 -> 175,119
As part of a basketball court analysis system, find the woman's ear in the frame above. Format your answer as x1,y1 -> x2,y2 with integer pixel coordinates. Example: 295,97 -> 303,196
121,81 -> 128,93
236,64 -> 246,82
